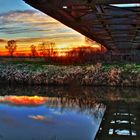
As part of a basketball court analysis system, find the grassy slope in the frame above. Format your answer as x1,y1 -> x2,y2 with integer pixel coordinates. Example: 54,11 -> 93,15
0,59 -> 140,86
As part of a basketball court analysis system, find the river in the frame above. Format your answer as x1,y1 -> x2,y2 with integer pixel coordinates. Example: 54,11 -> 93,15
0,85 -> 139,140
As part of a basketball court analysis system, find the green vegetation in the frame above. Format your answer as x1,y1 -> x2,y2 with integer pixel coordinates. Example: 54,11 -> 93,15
0,61 -> 140,87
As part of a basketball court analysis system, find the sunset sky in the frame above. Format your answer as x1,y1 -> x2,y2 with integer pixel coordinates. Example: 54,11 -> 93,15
0,0 -> 101,56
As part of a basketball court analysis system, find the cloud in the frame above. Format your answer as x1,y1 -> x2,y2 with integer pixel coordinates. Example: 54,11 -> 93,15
28,115 -> 46,121
0,10 -> 86,49
0,10 -> 82,38
28,115 -> 54,124
0,96 -> 47,106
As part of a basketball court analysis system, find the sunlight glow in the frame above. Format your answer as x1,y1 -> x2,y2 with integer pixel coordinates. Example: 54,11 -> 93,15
0,40 -> 105,57
0,7 -> 104,58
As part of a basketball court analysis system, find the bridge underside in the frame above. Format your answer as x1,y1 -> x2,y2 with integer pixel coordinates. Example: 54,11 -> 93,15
24,0 -> 140,51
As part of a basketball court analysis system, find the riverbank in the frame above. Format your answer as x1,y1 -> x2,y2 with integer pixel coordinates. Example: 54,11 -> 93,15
0,62 -> 140,87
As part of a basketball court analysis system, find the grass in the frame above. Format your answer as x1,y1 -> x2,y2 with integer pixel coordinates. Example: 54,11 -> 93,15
0,58 -> 47,65
0,58 -> 140,73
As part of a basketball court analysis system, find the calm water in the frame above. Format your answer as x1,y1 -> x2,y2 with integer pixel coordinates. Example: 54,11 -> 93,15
0,86 -> 139,140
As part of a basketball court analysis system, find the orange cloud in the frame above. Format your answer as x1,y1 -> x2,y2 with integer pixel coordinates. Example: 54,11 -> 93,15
28,115 -> 46,121
0,96 -> 47,106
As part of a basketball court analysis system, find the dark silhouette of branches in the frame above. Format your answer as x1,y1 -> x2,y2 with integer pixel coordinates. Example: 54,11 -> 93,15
39,41 -> 55,58
5,40 -> 17,57
30,45 -> 38,57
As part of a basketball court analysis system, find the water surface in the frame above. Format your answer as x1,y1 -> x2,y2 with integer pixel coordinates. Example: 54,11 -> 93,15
0,86 -> 139,140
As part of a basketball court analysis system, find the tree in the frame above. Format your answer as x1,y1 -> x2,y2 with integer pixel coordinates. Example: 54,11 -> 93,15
39,41 -> 55,58
30,45 -> 38,57
5,40 -> 17,57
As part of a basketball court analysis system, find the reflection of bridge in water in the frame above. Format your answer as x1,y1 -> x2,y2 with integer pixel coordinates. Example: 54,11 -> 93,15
24,0 -> 140,61
95,101 -> 140,140
48,97 -> 140,140
0,85 -> 139,139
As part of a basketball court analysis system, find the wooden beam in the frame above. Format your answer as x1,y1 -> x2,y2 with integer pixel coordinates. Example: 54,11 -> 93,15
23,0 -> 140,50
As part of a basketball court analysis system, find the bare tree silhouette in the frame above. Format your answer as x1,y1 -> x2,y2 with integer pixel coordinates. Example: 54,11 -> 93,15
39,41 -> 55,58
30,45 -> 38,57
5,40 -> 17,57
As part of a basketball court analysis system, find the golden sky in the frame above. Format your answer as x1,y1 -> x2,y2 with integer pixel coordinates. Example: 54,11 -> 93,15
0,0 -> 101,56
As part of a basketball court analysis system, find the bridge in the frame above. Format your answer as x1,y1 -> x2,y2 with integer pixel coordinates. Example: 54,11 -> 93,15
23,0 -> 140,52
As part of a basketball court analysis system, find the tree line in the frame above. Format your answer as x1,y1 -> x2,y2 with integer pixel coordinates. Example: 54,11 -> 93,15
3,40 -> 107,64
4,40 -> 56,57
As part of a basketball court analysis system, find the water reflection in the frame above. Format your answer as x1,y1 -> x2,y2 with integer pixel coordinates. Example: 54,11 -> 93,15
0,85 -> 139,140
0,95 -> 105,123
0,96 -> 47,106
96,100 -> 140,140
0,86 -> 107,140
0,85 -> 139,102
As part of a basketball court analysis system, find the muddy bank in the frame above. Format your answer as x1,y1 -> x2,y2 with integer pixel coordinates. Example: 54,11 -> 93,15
0,63 -> 140,87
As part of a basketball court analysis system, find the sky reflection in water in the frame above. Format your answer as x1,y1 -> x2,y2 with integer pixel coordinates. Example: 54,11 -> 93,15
0,95 -> 105,140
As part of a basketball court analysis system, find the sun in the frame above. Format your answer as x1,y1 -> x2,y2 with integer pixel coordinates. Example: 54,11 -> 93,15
56,45 -> 67,50
55,45 -> 69,57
